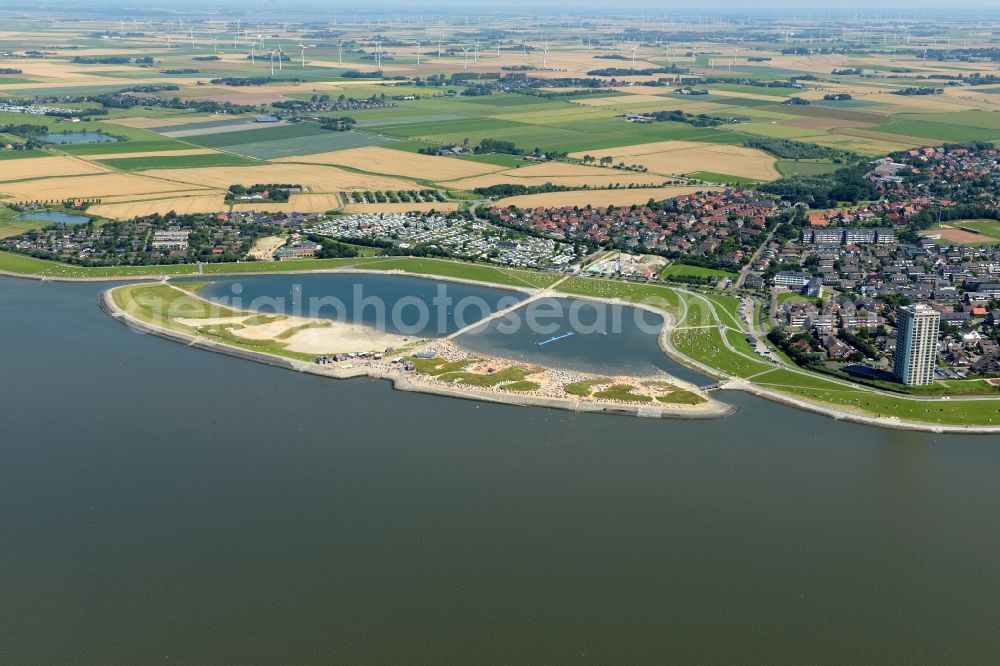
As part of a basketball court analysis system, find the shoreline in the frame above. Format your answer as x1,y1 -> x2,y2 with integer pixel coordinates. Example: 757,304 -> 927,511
21,262 -> 1000,434
99,287 -> 736,421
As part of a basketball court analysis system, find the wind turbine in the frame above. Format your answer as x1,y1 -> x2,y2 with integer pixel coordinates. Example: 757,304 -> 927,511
462,45 -> 471,69
270,49 -> 277,75
298,42 -> 309,69
474,38 -> 480,63
543,41 -> 549,68
374,42 -> 382,70
337,40 -> 345,65
249,41 -> 256,67
415,41 -> 422,69
630,43 -> 638,67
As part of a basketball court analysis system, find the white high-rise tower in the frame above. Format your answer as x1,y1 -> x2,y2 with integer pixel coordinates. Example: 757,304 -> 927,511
893,304 -> 940,385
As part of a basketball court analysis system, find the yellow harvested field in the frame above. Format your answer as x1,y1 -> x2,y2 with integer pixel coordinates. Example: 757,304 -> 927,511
137,164 -> 418,192
88,194 -> 227,219
503,162 -> 650,179
0,155 -> 108,182
230,193 -> 344,213
343,202 -> 460,214
493,186 -> 717,209
443,161 -> 671,190
278,146 -> 503,180
0,173 -> 199,202
88,189 -> 220,204
82,148 -> 218,160
571,141 -> 780,181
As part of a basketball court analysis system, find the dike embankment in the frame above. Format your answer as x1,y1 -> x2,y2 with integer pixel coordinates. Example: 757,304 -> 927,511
99,287 -> 736,421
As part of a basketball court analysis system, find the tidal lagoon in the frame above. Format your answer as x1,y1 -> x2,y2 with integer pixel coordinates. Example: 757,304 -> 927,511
3,275 -> 1000,663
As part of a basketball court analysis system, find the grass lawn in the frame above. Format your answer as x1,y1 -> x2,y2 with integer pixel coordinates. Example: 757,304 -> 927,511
0,207 -> 43,239
778,292 -> 820,307
775,160 -> 841,177
111,282 -> 239,323
592,384 -> 653,403
357,257 -> 559,289
659,264 -> 737,281
686,171 -> 760,185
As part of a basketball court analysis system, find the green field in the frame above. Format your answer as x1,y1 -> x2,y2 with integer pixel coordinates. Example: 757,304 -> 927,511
873,119 -> 1000,144
775,160 -> 842,177
659,264 -> 737,281
222,130 -> 394,159
924,219 -> 1000,245
0,149 -> 50,160
685,171 -> 759,185
96,153 -> 259,170
185,122 -> 331,148
0,207 -> 43,238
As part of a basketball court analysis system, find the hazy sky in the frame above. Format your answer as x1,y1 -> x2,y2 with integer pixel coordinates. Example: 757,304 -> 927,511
7,0 -> 996,16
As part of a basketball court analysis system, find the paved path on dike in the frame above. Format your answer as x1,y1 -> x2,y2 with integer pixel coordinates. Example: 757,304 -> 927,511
443,275 -> 571,341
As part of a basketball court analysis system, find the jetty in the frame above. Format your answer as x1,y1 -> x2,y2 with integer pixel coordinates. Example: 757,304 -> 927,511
537,332 -> 574,346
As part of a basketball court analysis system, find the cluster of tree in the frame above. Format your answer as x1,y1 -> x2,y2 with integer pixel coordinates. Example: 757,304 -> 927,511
160,69 -> 198,75
587,65 -> 688,77
303,234 -> 360,259
837,330 -> 879,360
744,137 -> 856,162
758,161 -> 878,207
782,96 -> 811,105
319,116 -> 356,131
192,55 -> 221,62
694,76 -> 800,89
73,56 -> 152,65
86,92 -> 257,115
901,47 -> 1000,63
473,138 -> 522,155
225,184 -> 298,203
646,109 -> 725,127
119,84 -> 179,93
767,328 -> 825,368
0,123 -> 49,138
473,182 -> 575,198
522,88 -> 610,100
209,76 -> 303,86
341,70 -> 383,79
0,68 -> 23,74
580,154 -> 649,171
823,93 -> 853,101
832,67 -> 863,75
962,73 -> 1000,86
892,87 -> 943,96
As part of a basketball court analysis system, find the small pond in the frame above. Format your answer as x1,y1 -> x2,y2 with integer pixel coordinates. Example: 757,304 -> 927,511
16,211 -> 91,225
38,131 -> 118,144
